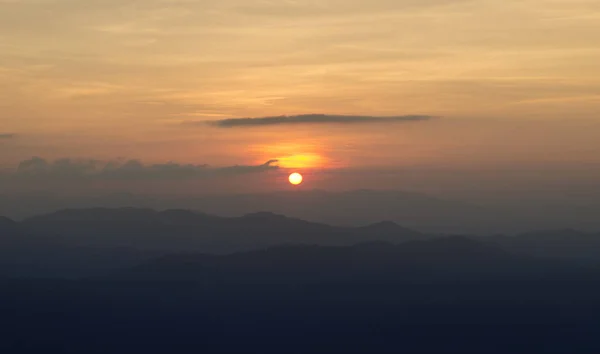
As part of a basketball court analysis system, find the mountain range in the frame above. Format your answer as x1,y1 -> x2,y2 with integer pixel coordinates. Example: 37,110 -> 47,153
2,207 -> 600,278
3,207 -> 600,352
5,189 -> 600,233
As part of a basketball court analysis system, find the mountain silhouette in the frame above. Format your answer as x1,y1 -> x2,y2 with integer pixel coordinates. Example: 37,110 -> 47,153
1,189 -> 536,233
0,208 -> 598,279
488,229 -> 600,260
22,208 -> 426,252
4,209 -> 600,353
355,220 -> 425,241
109,236 -> 572,284
0,216 -> 20,235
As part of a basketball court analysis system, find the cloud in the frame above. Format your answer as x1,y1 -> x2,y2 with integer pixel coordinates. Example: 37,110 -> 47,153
0,133 -> 15,139
202,114 -> 434,128
10,157 -> 279,180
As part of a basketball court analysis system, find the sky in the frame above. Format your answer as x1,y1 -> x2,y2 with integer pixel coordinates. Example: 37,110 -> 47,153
1,0 -> 600,197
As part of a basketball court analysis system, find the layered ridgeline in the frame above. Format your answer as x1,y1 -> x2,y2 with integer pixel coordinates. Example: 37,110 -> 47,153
3,208 -> 600,352
1,208 -> 600,278
1,208 -> 425,277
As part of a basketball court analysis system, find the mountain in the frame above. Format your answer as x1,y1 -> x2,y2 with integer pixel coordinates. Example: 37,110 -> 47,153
3,208 -> 600,279
110,236 -> 572,284
161,189 -> 527,234
4,239 -> 600,354
354,220 -> 424,241
0,190 -> 534,233
4,209 -> 600,353
0,216 -> 20,236
487,229 -> 600,261
22,208 -> 426,253
0,213 -> 156,278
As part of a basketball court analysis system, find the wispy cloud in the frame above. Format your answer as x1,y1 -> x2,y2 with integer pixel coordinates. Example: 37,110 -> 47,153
202,114 -> 434,128
9,157 -> 279,180
0,133 -> 15,139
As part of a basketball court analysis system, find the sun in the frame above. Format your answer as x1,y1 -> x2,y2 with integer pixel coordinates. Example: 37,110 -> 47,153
288,172 -> 303,186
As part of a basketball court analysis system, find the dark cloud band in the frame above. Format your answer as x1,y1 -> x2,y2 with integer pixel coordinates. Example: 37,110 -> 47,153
8,157 -> 279,180
0,133 -> 15,139
203,114 -> 433,128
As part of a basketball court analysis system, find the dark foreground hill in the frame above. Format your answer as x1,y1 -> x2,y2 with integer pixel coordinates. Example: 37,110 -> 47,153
3,209 -> 600,352
3,238 -> 600,353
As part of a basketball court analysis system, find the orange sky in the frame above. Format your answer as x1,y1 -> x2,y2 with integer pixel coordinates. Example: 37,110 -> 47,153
1,0 -> 600,192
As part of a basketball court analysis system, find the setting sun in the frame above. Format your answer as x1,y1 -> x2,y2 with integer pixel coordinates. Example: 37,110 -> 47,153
288,172 -> 303,186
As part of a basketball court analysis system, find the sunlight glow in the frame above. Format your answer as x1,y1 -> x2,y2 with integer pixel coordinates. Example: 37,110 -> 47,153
277,153 -> 325,169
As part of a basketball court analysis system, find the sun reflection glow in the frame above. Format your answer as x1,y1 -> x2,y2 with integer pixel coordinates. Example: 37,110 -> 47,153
252,142 -> 327,169
276,153 -> 325,169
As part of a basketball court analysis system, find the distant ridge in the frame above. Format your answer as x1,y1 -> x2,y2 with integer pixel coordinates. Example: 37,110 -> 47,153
0,207 -> 596,280
20,208 -> 426,253
6,189 -> 600,233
